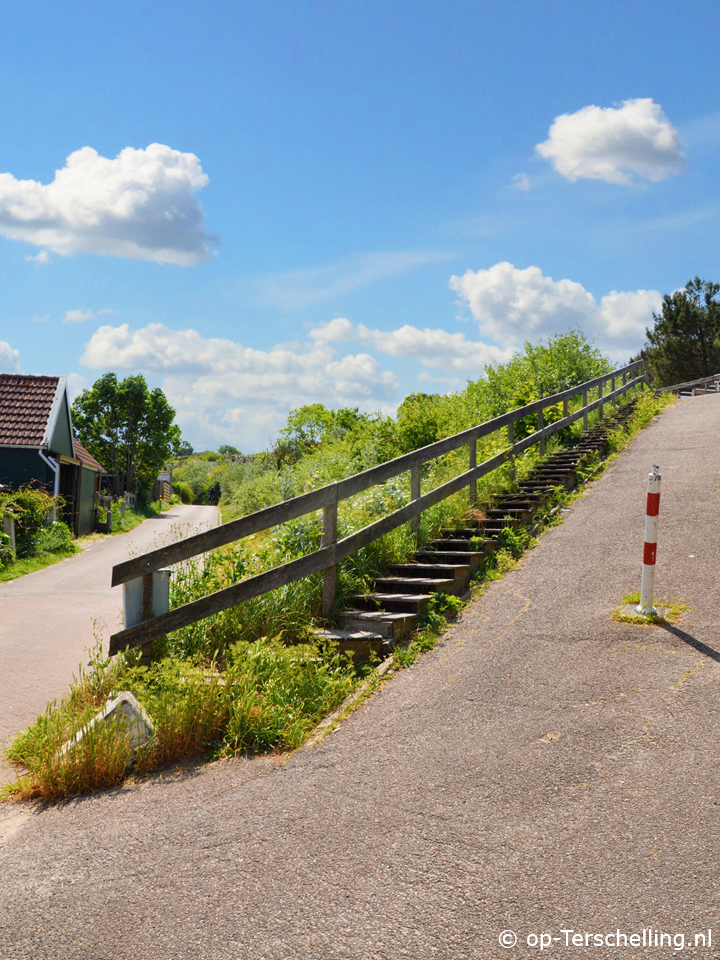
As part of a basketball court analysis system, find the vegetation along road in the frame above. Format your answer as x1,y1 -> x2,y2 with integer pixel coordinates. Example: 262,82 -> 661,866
0,503 -> 218,783
1,394 -> 718,957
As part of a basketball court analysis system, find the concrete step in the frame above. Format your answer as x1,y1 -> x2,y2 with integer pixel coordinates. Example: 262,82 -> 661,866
416,550 -> 483,574
374,576 -> 457,594
314,628 -> 386,662
351,593 -> 433,615
337,611 -> 418,642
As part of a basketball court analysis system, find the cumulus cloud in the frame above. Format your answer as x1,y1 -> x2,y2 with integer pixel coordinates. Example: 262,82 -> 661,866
310,317 -> 511,370
512,173 -> 531,191
26,250 -> 49,263
64,308 -> 116,324
31,314 -> 50,323
536,98 -> 683,185
80,323 -> 399,450
0,339 -> 20,372
449,262 -> 596,346
0,144 -> 213,265
450,261 -> 660,360
66,373 -> 89,402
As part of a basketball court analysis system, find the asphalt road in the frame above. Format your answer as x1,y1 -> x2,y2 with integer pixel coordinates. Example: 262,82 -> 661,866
0,504 -> 219,771
1,397 -> 719,959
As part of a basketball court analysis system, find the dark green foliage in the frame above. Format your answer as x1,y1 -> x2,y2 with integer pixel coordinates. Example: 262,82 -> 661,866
395,393 -> 443,452
644,277 -> 720,387
72,373 -> 182,496
173,481 -> 195,504
0,486 -> 62,558
0,533 -> 15,568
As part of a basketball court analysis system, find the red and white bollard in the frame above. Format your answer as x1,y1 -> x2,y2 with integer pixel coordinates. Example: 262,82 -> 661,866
637,465 -> 661,615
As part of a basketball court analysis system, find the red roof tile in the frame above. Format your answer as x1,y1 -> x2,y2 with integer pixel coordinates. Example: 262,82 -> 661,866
74,440 -> 105,472
0,374 -> 61,446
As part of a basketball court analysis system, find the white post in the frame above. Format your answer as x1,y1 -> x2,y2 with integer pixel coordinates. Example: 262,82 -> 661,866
637,465 -> 661,615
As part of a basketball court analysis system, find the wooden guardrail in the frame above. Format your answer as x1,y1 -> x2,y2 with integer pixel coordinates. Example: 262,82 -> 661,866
108,360 -> 646,655
656,373 -> 720,394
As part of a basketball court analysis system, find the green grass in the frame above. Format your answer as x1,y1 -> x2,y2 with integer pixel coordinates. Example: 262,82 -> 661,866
612,590 -> 689,625
0,546 -> 79,582
2,637 -> 359,802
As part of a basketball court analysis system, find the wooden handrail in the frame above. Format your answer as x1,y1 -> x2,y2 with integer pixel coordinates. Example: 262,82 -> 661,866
655,373 -> 720,393
108,368 -> 644,654
111,360 -> 643,586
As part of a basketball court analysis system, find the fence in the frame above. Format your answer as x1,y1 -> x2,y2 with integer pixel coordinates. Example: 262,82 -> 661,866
108,360 -> 646,655
656,373 -> 720,395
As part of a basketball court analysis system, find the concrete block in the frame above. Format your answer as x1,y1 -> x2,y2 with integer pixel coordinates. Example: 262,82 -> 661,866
60,691 -> 155,756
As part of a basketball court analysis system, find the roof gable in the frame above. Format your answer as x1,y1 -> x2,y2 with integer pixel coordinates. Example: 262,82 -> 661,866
0,375 -> 74,455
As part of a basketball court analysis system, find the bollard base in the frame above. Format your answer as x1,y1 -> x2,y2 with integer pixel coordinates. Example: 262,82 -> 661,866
618,603 -> 670,621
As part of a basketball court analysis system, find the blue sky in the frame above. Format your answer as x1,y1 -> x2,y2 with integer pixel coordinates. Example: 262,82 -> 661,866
1,0 -> 718,450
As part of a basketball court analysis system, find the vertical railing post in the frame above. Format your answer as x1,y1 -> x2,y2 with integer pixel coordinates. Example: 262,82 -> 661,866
538,406 -> 545,455
563,397 -> 568,420
582,389 -> 588,430
140,572 -> 153,667
468,437 -> 477,507
598,379 -> 604,419
508,421 -> 515,482
410,464 -> 422,536
322,491 -> 338,622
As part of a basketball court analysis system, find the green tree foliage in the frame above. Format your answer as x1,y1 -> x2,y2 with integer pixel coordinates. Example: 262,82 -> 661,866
644,277 -> 720,387
395,393 -> 443,452
218,444 -> 240,456
275,404 -> 368,464
72,373 -> 181,496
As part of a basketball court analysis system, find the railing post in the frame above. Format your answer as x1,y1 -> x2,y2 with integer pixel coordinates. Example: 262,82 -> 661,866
582,390 -> 588,430
598,379 -> 604,419
468,438 -> 477,506
508,421 -> 515,482
410,464 -> 422,536
322,494 -> 338,622
140,573 -> 153,667
563,397 -> 568,420
538,406 -> 545,455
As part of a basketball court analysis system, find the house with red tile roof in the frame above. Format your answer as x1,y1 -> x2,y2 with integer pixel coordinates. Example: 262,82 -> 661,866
0,374 -> 104,536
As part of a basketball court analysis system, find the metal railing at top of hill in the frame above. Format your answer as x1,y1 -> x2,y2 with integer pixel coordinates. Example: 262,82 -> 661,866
108,359 -> 646,655
655,373 -> 720,395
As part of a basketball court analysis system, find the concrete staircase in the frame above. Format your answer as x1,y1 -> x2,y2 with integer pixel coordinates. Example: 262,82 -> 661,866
316,401 -> 636,663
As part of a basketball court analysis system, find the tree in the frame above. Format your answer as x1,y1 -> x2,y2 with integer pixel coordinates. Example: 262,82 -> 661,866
72,373 -> 182,496
177,440 -> 194,459
644,277 -> 720,387
218,444 -> 240,456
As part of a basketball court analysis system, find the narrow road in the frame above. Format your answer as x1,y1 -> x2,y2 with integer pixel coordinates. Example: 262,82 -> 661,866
0,504 -> 218,767
1,397 -> 720,959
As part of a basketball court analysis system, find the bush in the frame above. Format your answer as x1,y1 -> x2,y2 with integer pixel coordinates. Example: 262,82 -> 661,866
0,486 -> 60,558
35,521 -> 74,555
173,481 -> 195,504
0,532 -> 15,568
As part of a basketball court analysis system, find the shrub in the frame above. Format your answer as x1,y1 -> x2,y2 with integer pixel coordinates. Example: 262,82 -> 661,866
35,521 -> 74,555
173,481 -> 195,504
0,486 -> 60,558
0,532 -> 15,568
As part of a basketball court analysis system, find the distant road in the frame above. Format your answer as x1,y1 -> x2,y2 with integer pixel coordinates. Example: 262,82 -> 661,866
0,503 -> 219,771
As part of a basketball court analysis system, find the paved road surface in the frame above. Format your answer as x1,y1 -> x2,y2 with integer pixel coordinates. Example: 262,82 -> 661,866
0,504 -> 218,768
1,398 -> 719,959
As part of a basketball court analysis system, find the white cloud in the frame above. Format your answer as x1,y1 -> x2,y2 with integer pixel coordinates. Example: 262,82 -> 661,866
450,261 -> 660,361
0,339 -> 20,372
67,373 -> 89,402
310,317 -> 511,370
31,314 -> 50,323
449,262 -> 596,346
64,308 -> 116,324
512,173 -> 531,191
80,323 -> 399,450
249,249 -> 453,310
26,250 -> 49,263
536,98 -> 683,185
596,289 -> 662,348
0,144 -> 213,265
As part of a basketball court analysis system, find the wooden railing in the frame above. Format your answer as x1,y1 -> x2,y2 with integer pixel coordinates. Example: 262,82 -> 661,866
656,373 -> 720,395
108,360 -> 646,655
